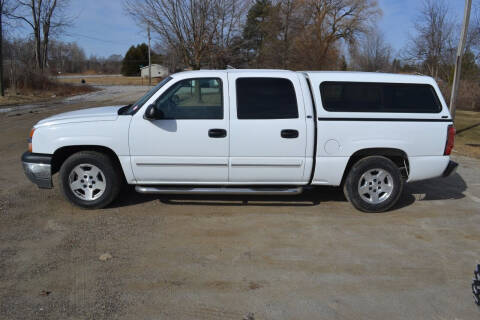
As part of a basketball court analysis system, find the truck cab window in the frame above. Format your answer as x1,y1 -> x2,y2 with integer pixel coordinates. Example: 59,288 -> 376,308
154,78 -> 223,119
236,78 -> 299,119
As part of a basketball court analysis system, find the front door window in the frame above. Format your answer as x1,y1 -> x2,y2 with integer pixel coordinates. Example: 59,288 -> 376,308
154,78 -> 223,119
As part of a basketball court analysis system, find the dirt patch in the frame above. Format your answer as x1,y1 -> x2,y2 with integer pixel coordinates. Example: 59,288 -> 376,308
0,84 -> 96,107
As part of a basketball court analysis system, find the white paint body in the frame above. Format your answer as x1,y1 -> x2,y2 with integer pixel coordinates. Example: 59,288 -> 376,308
32,70 -> 453,186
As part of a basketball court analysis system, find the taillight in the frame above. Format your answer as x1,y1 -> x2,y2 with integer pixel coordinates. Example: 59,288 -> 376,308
28,128 -> 35,152
444,125 -> 455,155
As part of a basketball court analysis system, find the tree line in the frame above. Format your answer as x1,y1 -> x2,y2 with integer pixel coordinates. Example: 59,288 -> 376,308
124,0 -> 480,74
123,0 -> 480,109
0,0 -> 125,95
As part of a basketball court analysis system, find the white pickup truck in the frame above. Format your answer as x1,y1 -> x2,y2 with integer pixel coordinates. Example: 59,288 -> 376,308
22,70 -> 457,212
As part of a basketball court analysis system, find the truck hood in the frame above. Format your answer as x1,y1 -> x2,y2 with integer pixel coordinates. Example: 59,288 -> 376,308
36,106 -> 123,127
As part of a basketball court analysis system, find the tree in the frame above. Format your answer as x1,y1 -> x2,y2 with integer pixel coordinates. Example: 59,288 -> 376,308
350,29 -> 392,72
48,40 -> 86,73
121,43 -> 149,76
458,50 -> 478,80
208,0 -> 248,68
404,0 -> 454,80
257,0 -> 303,68
9,0 -> 71,71
124,0 -> 246,70
465,5 -> 480,64
246,0 -> 381,70
0,0 -> 17,96
291,0 -> 381,70
243,0 -> 273,64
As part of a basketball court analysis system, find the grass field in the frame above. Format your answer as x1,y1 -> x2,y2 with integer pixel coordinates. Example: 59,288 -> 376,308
57,75 -> 163,86
454,110 -> 480,158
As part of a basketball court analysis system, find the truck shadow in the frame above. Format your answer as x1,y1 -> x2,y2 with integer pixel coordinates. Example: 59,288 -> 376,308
111,173 -> 467,210
394,172 -> 467,209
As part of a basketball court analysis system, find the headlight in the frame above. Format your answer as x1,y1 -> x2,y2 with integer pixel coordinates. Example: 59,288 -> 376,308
28,128 -> 35,152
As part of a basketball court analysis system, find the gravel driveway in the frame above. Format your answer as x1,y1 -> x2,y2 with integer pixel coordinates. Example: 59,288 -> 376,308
0,85 -> 150,114
0,92 -> 479,319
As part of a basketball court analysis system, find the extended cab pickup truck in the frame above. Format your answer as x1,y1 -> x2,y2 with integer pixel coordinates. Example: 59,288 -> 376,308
21,70 -> 457,212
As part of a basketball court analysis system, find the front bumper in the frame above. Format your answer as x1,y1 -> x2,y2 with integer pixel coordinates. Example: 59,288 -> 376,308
442,160 -> 458,177
21,152 -> 53,189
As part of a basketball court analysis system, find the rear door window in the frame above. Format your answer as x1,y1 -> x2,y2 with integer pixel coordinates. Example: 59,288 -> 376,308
320,82 -> 441,113
236,78 -> 299,119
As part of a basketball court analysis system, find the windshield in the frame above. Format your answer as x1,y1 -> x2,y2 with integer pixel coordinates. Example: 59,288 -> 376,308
123,76 -> 172,115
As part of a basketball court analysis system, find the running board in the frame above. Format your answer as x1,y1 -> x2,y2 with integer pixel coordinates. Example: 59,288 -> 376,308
135,186 -> 304,196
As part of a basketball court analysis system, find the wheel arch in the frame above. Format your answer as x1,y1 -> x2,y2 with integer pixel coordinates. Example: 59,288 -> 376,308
340,148 -> 410,186
51,145 -> 126,182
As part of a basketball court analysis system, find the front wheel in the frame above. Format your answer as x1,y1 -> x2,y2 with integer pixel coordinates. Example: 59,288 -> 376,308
343,156 -> 404,213
59,151 -> 122,209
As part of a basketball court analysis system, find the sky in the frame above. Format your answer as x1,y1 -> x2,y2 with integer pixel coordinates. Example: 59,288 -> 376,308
379,0 -> 467,55
13,0 -> 471,58
58,1 -> 145,58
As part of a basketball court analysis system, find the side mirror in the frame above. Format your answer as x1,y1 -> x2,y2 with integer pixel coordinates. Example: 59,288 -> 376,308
144,104 -> 164,120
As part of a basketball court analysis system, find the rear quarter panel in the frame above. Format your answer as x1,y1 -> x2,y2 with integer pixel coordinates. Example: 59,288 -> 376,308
305,72 -> 452,185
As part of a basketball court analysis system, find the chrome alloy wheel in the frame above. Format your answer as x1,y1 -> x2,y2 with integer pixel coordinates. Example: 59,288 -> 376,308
68,164 -> 106,201
358,168 -> 394,204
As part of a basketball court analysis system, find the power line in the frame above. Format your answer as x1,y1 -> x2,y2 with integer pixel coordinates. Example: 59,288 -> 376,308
62,32 -> 135,46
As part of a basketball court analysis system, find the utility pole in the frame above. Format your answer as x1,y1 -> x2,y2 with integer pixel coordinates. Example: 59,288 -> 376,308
450,0 -> 472,120
147,24 -> 152,86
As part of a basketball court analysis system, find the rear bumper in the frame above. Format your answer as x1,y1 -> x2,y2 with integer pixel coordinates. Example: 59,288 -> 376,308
442,160 -> 458,177
21,152 -> 53,189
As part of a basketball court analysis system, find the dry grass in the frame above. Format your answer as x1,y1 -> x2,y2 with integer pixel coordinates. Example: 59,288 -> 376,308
57,75 -> 163,86
453,110 -> 480,158
0,83 -> 96,106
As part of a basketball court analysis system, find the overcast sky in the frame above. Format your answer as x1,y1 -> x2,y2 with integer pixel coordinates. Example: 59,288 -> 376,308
15,0 -> 469,58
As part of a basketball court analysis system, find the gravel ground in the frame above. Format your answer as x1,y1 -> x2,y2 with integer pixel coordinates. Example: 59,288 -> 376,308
0,90 -> 479,319
0,85 -> 150,114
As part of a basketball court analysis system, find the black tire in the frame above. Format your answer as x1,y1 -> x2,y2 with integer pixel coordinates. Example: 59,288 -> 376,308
59,151 -> 122,209
343,156 -> 404,213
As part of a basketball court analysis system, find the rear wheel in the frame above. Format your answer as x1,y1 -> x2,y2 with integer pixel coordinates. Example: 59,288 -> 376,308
59,151 -> 122,209
343,156 -> 404,213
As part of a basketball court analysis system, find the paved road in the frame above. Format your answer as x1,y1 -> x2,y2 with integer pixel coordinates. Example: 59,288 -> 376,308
0,94 -> 479,319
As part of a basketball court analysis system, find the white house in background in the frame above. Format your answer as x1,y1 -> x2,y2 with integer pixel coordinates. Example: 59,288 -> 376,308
140,64 -> 169,78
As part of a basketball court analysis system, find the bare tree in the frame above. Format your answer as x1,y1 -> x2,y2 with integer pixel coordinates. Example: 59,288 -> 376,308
124,0 -> 246,70
465,4 -> 480,62
269,0 -> 304,68
4,38 -> 36,91
209,0 -> 249,68
291,0 -> 381,69
350,29 -> 392,71
0,0 -> 18,96
404,0 -> 454,79
244,0 -> 380,69
48,40 -> 87,73
8,0 -> 71,71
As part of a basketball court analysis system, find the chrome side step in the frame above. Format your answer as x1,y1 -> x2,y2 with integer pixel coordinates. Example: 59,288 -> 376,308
135,186 -> 304,196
